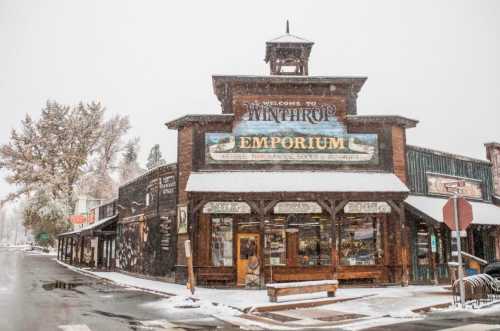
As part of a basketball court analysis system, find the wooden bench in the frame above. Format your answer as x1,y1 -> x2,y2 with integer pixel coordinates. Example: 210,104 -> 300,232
196,268 -> 234,286
266,280 -> 339,303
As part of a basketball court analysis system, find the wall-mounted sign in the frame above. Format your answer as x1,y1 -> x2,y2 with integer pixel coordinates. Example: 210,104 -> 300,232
203,201 -> 251,214
344,201 -> 391,214
205,96 -> 378,165
431,234 -> 437,253
427,173 -> 483,200
274,202 -> 322,214
177,205 -> 188,234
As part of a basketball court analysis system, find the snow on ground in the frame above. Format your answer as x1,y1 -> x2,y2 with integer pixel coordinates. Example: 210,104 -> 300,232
330,285 -> 452,318
56,261 -> 468,330
89,270 -> 452,316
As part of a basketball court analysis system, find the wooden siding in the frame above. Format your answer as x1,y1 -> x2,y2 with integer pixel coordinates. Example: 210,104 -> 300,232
406,145 -> 494,202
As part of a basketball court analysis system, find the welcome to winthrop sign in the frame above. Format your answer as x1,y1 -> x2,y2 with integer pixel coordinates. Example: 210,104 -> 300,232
205,96 -> 379,164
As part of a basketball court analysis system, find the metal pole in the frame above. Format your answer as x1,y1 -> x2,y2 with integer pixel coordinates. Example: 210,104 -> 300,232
454,194 -> 466,308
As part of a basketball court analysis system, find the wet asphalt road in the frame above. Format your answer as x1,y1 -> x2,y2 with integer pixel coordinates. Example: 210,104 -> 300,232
0,248 -> 181,331
2,248 -> 500,331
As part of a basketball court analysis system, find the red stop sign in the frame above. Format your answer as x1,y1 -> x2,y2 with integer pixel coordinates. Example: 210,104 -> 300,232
443,197 -> 473,231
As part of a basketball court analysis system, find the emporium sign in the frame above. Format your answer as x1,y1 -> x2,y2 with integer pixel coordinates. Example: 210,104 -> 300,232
205,96 -> 379,165
344,201 -> 391,214
203,201 -> 251,214
274,201 -> 322,214
427,173 -> 483,200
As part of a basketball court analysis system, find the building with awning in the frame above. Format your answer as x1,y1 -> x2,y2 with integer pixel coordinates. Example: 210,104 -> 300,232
404,145 -> 500,284
406,195 -> 500,226
57,200 -> 118,270
165,25 -> 420,287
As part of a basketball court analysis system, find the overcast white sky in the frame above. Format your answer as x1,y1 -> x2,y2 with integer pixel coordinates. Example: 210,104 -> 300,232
1,0 -> 499,203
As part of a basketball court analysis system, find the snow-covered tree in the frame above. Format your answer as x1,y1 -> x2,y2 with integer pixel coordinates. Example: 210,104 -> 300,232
0,101 -> 104,210
118,137 -> 145,184
0,100 -> 134,243
77,114 -> 131,199
146,144 -> 165,170
22,191 -> 70,246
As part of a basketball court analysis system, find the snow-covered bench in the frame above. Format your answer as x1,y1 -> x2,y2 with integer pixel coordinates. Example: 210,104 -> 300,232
266,280 -> 338,303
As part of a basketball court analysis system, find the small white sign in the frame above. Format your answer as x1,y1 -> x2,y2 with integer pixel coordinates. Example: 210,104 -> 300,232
177,205 -> 188,234
273,202 -> 322,214
344,201 -> 391,214
203,201 -> 251,214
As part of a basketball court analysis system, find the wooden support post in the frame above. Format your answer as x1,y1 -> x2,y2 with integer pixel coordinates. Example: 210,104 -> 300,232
399,202 -> 409,286
69,237 -> 74,265
107,239 -> 111,269
80,237 -> 85,266
185,240 -> 196,295
64,237 -> 69,262
57,239 -> 61,260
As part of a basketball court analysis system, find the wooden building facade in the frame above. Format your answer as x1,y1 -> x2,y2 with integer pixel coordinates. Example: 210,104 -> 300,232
57,199 -> 118,270
166,30 -> 421,288
116,164 -> 177,279
405,145 -> 500,284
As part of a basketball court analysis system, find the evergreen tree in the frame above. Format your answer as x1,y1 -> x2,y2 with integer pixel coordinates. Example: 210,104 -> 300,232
118,138 -> 145,184
146,144 -> 165,170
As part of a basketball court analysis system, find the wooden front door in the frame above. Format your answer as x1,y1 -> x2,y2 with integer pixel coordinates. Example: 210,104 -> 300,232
237,233 -> 260,286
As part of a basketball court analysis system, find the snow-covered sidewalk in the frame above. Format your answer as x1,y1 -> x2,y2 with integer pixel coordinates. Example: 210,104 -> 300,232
56,260 -> 465,330
55,260 -> 452,312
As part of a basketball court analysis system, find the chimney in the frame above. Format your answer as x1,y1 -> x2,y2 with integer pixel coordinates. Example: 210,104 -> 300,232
485,142 -> 500,205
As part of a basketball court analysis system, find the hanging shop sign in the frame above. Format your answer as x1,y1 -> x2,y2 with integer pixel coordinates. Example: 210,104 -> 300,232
273,202 -> 322,214
205,96 -> 379,165
344,201 -> 391,214
202,201 -> 251,214
427,173 -> 483,200
177,205 -> 188,234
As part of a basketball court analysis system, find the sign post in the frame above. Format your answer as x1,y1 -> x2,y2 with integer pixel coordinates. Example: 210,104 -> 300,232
442,180 -> 473,309
185,240 -> 196,295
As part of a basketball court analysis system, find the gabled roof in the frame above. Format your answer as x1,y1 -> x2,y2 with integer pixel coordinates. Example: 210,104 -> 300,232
267,33 -> 313,44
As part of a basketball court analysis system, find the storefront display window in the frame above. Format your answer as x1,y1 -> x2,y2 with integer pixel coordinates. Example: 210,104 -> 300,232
339,216 -> 378,266
416,221 -> 429,266
211,217 -> 233,266
292,215 -> 331,266
265,217 -> 286,266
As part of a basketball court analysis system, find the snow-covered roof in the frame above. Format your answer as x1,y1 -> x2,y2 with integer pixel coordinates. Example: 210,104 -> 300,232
58,214 -> 118,237
405,195 -> 500,225
267,33 -> 313,44
186,171 -> 409,193
118,162 -> 176,189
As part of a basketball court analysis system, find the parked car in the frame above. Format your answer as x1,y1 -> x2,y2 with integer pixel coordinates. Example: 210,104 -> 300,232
484,261 -> 500,280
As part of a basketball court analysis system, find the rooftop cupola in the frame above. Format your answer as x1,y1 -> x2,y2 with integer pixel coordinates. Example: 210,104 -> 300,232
264,21 -> 314,76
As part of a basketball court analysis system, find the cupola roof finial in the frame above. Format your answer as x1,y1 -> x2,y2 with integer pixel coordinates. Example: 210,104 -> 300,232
286,20 -> 290,34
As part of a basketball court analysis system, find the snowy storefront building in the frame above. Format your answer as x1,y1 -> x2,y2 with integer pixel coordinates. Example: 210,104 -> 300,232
57,198 -> 118,270
404,145 -> 500,283
115,163 -> 177,279
165,28 -> 419,287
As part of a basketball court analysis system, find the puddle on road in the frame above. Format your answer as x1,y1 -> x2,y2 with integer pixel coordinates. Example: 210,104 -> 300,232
42,280 -> 90,294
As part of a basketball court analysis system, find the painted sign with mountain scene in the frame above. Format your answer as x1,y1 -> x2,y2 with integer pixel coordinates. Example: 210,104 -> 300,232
205,96 -> 379,165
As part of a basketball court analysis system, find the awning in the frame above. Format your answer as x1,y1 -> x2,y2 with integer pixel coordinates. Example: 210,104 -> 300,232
405,195 -> 500,225
58,214 -> 118,237
186,171 -> 409,193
